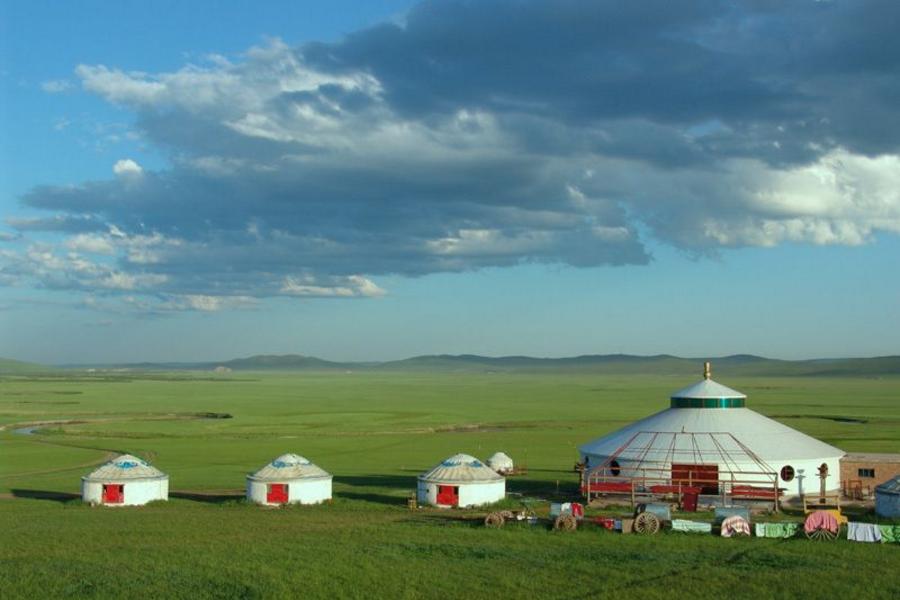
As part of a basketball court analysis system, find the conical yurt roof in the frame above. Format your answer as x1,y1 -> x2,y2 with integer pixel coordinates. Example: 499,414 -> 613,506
579,368 -> 844,464
247,453 -> 331,482
671,378 -> 746,400
83,454 -> 167,482
487,451 -> 514,468
420,453 -> 504,484
876,476 -> 900,496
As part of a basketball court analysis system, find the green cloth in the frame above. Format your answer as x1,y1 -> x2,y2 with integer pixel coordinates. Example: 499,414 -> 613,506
754,522 -> 799,539
878,524 -> 900,543
671,519 -> 712,534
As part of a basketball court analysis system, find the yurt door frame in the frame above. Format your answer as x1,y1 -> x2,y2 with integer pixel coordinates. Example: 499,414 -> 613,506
102,484 -> 124,504
436,485 -> 459,506
267,483 -> 288,504
671,463 -> 719,495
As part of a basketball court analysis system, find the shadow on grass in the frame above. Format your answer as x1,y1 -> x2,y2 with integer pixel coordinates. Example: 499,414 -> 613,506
506,478 -> 581,500
333,474 -> 415,507
11,489 -> 80,503
336,490 -> 406,507
400,512 -> 486,528
169,491 -> 244,504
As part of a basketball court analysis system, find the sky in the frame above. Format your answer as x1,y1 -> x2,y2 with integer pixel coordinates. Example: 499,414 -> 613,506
1,0 -> 899,364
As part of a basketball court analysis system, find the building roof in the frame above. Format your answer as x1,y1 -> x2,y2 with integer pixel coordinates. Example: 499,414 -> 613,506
841,453 -> 900,464
419,453 -> 504,484
876,476 -> 900,496
82,454 -> 167,482
580,373 -> 844,464
670,378 -> 746,401
247,453 -> 331,482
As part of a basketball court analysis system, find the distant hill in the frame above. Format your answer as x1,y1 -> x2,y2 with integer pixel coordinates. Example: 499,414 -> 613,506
218,354 -> 354,371
0,357 -> 51,375
46,353 -> 900,376
379,353 -> 900,377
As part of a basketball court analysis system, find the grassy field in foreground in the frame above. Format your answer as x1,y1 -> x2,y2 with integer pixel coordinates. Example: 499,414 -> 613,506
1,371 -> 899,599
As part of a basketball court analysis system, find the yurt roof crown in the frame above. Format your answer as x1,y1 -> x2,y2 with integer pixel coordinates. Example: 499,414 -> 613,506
83,454 -> 166,481
669,362 -> 746,408
248,453 -> 331,482
420,453 -> 504,483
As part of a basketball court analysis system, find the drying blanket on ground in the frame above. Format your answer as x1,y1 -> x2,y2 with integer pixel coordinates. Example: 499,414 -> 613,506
848,522 -> 882,543
804,511 -> 839,535
878,525 -> 900,543
672,519 -> 712,534
754,522 -> 800,539
721,515 -> 751,537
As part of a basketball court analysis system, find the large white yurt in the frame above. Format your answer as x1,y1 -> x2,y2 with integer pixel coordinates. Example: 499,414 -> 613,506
81,454 -> 168,506
246,454 -> 332,506
579,364 -> 845,497
487,451 -> 514,474
417,453 -> 506,508
875,476 -> 900,518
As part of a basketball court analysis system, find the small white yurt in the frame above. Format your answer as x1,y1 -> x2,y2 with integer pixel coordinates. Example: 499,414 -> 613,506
81,454 -> 168,506
487,451 -> 514,474
417,453 -> 505,508
875,476 -> 900,518
246,453 -> 332,506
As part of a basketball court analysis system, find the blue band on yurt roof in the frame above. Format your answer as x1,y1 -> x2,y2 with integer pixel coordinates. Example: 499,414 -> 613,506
670,397 -> 746,409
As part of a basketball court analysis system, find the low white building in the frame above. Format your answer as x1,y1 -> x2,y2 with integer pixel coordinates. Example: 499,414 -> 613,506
246,453 -> 332,506
417,453 -> 505,508
487,451 -> 514,474
81,454 -> 168,506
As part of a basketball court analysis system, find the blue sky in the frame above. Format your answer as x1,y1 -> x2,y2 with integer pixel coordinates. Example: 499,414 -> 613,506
1,0 -> 899,364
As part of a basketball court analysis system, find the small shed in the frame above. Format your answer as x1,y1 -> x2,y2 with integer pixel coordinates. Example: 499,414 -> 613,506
81,454 -> 168,506
875,476 -> 900,518
417,453 -> 505,508
246,454 -> 332,506
487,451 -> 514,474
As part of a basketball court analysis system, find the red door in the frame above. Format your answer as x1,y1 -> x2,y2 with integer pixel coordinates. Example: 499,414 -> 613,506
267,483 -> 288,504
103,484 -> 124,504
671,464 -> 719,495
436,485 -> 459,506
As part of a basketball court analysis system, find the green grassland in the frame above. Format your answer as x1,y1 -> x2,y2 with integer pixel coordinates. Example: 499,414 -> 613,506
1,371 -> 899,599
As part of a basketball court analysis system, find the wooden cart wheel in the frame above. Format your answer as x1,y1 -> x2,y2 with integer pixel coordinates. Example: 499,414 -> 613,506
554,514 -> 578,531
484,512 -> 505,528
806,527 -> 837,541
634,512 -> 660,535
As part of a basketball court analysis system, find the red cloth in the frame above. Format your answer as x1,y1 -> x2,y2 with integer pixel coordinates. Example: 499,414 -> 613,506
650,485 -> 702,495
584,482 -> 633,493
804,511 -> 839,534
732,485 -> 780,499
593,517 -> 616,530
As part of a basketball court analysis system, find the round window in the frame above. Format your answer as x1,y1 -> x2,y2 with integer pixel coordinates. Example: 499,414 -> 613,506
610,460 -> 621,476
780,465 -> 795,482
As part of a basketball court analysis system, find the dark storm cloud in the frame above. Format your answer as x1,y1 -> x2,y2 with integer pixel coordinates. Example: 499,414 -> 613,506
7,0 -> 900,310
306,0 -> 900,160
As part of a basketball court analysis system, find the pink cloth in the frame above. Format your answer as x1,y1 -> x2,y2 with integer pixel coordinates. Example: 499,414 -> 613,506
720,515 -> 751,537
804,511 -> 839,534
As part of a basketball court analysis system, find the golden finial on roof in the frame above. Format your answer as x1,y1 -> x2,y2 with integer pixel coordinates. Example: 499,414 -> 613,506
703,361 -> 712,380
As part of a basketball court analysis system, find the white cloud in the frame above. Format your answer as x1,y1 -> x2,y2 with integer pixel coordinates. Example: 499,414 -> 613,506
281,275 -> 386,298
113,158 -> 143,178
41,79 -> 72,93
64,234 -> 115,254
